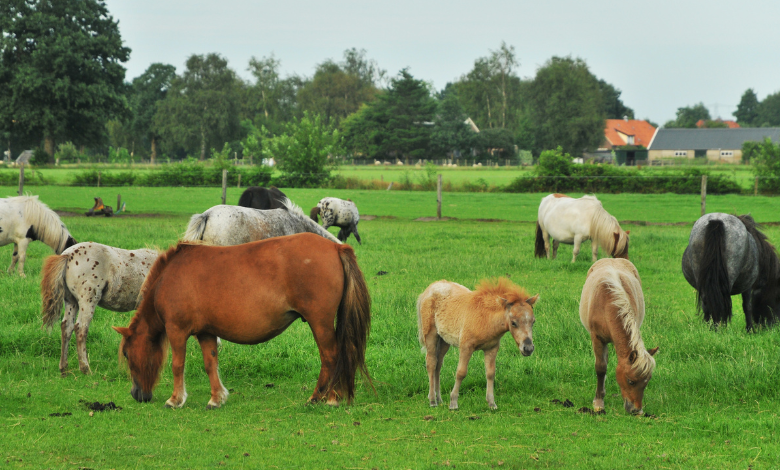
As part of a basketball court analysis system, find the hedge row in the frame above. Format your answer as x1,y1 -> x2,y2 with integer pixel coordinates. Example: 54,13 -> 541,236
70,163 -> 273,187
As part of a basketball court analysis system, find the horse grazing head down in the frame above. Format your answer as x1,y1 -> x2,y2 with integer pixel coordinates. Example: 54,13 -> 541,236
113,325 -> 169,403
612,230 -> 630,259
616,346 -> 658,415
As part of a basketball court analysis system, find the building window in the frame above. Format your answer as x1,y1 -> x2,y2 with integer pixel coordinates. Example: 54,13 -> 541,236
674,151 -> 688,156
720,151 -> 733,157
627,135 -> 635,145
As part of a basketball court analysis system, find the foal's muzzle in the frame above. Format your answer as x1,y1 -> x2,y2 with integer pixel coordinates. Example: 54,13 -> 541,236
624,398 -> 642,415
521,339 -> 534,357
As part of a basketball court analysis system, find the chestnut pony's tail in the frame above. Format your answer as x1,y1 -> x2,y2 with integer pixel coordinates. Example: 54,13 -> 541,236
330,244 -> 373,402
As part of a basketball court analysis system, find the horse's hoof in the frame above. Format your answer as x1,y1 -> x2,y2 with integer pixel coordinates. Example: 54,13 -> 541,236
593,406 -> 604,412
488,404 -> 498,410
449,404 -> 458,411
429,402 -> 438,407
206,403 -> 221,410
79,366 -> 92,375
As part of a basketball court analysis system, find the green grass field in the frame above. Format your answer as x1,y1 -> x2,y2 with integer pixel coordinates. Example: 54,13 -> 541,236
2,188 -> 779,469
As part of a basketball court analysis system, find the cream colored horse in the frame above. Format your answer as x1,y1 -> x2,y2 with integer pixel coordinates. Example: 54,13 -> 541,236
417,278 -> 539,410
580,258 -> 658,415
535,194 -> 629,263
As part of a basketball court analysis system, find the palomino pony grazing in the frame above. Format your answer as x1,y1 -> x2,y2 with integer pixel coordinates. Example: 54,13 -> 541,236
535,194 -> 629,263
682,213 -> 779,331
580,258 -> 658,415
0,195 -> 77,276
114,233 -> 371,408
41,242 -> 158,375
416,278 -> 539,410
310,197 -> 362,244
183,198 -> 340,245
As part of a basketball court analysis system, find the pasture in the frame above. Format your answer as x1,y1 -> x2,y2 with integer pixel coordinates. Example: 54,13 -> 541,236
2,187 -> 779,469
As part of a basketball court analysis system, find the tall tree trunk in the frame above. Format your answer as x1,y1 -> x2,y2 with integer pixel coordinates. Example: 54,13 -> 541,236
501,73 -> 507,129
486,95 -> 493,129
151,136 -> 158,165
44,134 -> 55,156
199,125 -> 206,160
262,90 -> 268,119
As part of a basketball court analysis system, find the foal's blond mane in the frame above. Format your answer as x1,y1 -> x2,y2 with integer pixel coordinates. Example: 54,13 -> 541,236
585,197 -> 628,257
471,278 -> 530,309
601,266 -> 655,378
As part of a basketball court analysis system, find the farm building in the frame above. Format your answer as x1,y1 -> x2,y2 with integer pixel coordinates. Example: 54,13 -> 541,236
647,128 -> 780,163
597,118 -> 657,165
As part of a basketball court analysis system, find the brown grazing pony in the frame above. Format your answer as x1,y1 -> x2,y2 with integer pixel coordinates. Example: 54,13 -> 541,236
417,278 -> 539,410
113,233 -> 372,408
579,258 -> 658,415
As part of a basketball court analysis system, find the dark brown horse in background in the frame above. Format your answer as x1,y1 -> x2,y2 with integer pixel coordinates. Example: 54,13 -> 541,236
113,233 -> 372,408
237,186 -> 288,210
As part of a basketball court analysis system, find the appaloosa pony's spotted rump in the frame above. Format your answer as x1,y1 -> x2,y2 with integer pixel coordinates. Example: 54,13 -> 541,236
114,233 -> 372,409
579,258 -> 658,415
41,242 -> 158,375
416,278 -> 539,410
310,197 -> 361,244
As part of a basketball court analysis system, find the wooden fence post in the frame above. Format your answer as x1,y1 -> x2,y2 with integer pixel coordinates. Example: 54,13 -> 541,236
700,175 -> 707,216
222,169 -> 228,205
437,174 -> 442,219
237,174 -> 241,189
117,194 -> 121,212
97,171 -> 101,188
754,176 -> 759,196
18,163 -> 24,196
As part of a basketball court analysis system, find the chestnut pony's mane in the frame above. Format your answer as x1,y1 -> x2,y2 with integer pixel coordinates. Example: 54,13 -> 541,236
134,242 -> 199,308
471,277 -> 530,309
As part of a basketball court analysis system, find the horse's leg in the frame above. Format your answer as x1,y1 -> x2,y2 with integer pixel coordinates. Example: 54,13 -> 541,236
7,242 -> 18,273
449,346 -> 474,410
742,290 -> 755,332
424,333 -> 440,406
75,298 -> 100,374
307,320 -> 339,405
592,336 -> 608,412
542,231 -> 552,259
14,239 -> 30,277
337,227 -> 347,242
434,337 -> 450,405
552,240 -> 560,260
197,334 -> 229,409
592,240 -> 599,262
59,300 -> 78,376
165,333 -> 189,408
484,345 -> 500,409
571,235 -> 583,263
351,223 -> 362,244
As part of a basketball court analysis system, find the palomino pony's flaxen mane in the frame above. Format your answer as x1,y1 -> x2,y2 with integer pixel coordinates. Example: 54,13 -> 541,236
0,195 -> 77,276
470,278 -> 531,310
535,194 -> 629,263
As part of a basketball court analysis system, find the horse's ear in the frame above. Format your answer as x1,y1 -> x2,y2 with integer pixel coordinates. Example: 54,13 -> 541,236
112,326 -> 130,337
625,230 -> 630,235
628,350 -> 638,364
647,347 -> 658,356
498,297 -> 514,309
526,294 -> 540,306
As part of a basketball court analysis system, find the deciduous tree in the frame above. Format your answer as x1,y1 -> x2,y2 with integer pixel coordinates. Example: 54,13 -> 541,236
734,88 -> 759,127
130,63 -> 176,163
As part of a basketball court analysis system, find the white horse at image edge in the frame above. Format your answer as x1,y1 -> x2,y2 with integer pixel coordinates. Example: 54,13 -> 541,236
0,195 -> 77,276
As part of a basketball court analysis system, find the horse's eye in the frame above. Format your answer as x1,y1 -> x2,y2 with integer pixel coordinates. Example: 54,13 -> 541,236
627,379 -> 635,386
511,321 -> 517,328
123,350 -> 128,359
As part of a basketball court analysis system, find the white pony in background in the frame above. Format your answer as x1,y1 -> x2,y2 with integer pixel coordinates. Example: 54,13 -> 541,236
0,195 -> 77,277
309,197 -> 361,244
183,197 -> 340,245
41,242 -> 158,375
534,194 -> 629,263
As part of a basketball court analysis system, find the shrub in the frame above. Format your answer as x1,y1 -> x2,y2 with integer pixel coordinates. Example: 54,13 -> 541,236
55,142 -> 80,163
750,138 -> 780,193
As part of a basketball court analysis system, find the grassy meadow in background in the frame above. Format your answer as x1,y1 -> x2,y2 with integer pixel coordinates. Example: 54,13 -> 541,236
1,187 -> 779,469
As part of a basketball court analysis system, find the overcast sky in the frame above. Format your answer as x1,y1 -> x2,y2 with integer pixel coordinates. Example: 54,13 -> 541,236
110,0 -> 780,125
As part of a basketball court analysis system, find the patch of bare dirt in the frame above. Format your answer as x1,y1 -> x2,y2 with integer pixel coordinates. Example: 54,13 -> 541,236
414,217 -> 457,222
56,210 -> 168,218
619,220 -> 690,226
474,218 -> 506,223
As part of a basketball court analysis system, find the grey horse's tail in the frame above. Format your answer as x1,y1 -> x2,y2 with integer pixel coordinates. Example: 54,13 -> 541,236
534,222 -> 547,258
697,219 -> 732,324
183,213 -> 209,242
41,254 -> 69,330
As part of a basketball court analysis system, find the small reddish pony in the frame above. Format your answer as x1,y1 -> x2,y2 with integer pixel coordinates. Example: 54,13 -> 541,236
579,258 -> 658,415
114,233 -> 372,408
417,278 -> 539,410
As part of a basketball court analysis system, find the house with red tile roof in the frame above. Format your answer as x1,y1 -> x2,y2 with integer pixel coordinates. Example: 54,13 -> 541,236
599,118 -> 657,165
695,119 -> 740,129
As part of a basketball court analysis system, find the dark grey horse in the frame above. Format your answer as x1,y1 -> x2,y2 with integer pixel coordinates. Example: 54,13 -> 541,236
237,186 -> 288,210
682,213 -> 779,331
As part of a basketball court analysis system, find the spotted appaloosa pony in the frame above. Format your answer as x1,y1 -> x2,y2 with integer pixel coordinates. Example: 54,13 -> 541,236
682,213 -> 779,331
535,194 -> 629,263
0,195 -> 77,276
310,197 -> 361,244
416,278 -> 539,410
114,233 -> 372,408
580,258 -> 658,415
183,198 -> 340,245
237,186 -> 288,210
40,242 -> 158,375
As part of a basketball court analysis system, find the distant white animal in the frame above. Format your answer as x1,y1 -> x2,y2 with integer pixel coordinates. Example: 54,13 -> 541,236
0,195 -> 77,277
310,197 -> 362,244
41,242 -> 158,375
